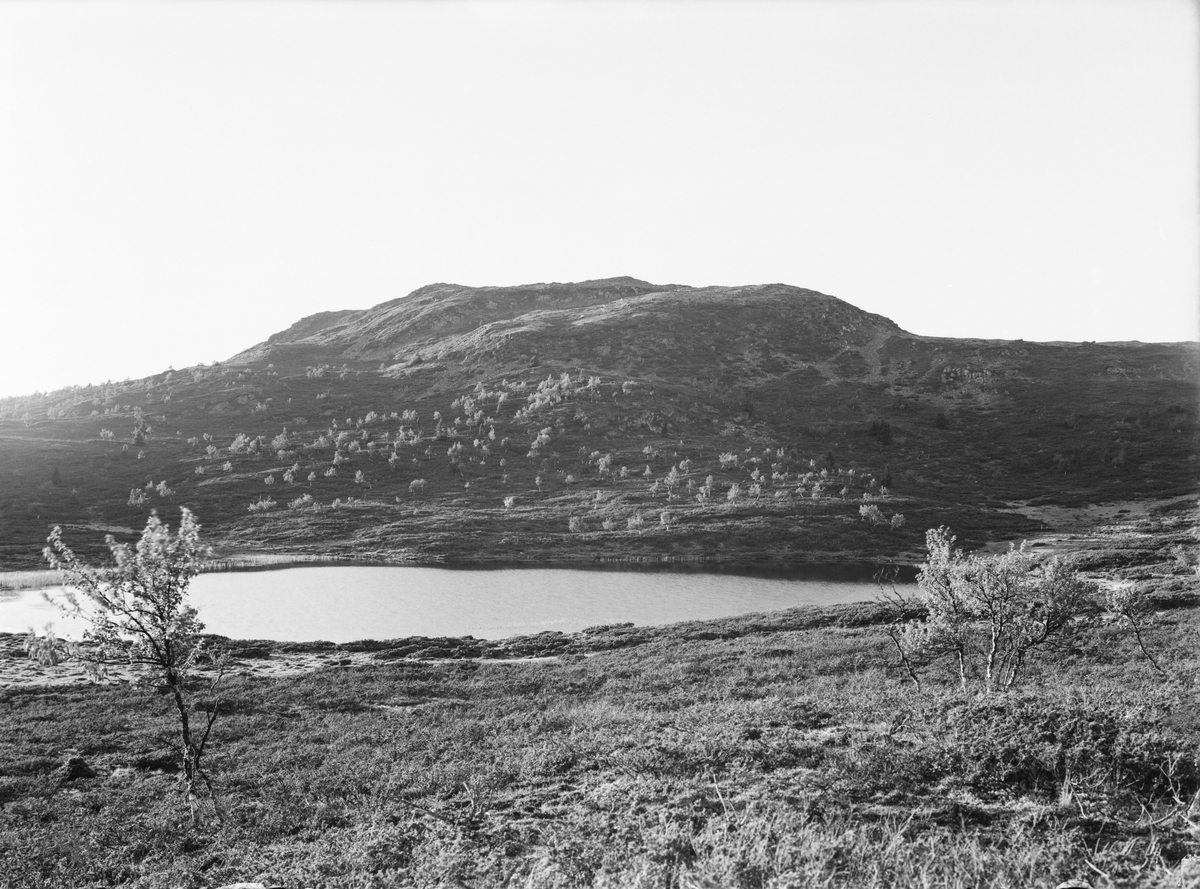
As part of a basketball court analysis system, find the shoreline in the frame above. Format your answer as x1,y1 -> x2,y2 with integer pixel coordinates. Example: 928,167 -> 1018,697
8,492 -> 1190,590
0,554 -> 921,593
0,597 -> 906,689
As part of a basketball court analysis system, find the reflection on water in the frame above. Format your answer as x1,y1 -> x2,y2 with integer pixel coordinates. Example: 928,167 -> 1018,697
0,564 -> 909,643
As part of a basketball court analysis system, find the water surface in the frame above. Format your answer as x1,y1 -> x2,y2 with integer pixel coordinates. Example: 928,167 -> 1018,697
0,564 -> 900,643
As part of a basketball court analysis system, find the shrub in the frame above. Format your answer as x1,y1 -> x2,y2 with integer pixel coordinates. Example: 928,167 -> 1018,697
881,527 -> 1096,692
932,697 -> 1200,816
860,504 -> 885,525
1105,583 -> 1170,678
23,626 -> 74,666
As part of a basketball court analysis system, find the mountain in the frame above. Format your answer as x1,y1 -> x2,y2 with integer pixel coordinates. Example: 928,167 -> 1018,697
0,279 -> 1196,571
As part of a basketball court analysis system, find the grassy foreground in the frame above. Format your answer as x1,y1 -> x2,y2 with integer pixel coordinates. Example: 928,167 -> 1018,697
2,593 -> 1199,888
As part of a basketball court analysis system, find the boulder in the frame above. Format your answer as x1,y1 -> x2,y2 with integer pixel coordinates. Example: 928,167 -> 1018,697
59,756 -> 96,781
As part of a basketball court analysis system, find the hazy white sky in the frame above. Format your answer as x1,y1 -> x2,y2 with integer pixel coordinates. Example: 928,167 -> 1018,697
1,0 -> 1196,398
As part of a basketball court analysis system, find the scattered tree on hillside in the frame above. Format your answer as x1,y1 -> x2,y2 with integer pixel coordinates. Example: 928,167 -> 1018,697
859,504 -> 886,525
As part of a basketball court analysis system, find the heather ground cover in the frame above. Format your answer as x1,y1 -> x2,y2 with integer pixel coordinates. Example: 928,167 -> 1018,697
1,577 -> 1197,888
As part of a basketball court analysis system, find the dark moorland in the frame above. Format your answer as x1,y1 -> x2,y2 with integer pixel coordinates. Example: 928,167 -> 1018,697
0,278 -> 1196,570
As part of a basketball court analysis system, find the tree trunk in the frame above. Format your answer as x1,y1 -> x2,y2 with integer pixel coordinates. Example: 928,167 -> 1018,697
168,676 -> 201,825
1003,651 -> 1024,689
984,628 -> 1000,693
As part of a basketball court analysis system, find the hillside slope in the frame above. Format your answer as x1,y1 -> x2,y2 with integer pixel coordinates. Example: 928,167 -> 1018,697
0,279 -> 1196,570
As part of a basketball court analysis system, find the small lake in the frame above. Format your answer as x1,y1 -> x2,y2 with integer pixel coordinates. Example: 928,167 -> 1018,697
0,565 -> 905,643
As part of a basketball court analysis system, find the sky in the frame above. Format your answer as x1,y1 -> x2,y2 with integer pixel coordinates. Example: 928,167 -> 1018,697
0,0 -> 1196,399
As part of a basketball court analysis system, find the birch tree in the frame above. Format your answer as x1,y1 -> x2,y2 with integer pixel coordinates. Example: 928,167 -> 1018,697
35,509 -> 224,823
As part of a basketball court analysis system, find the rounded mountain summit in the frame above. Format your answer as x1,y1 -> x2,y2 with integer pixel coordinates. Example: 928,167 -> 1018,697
231,278 -> 907,385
